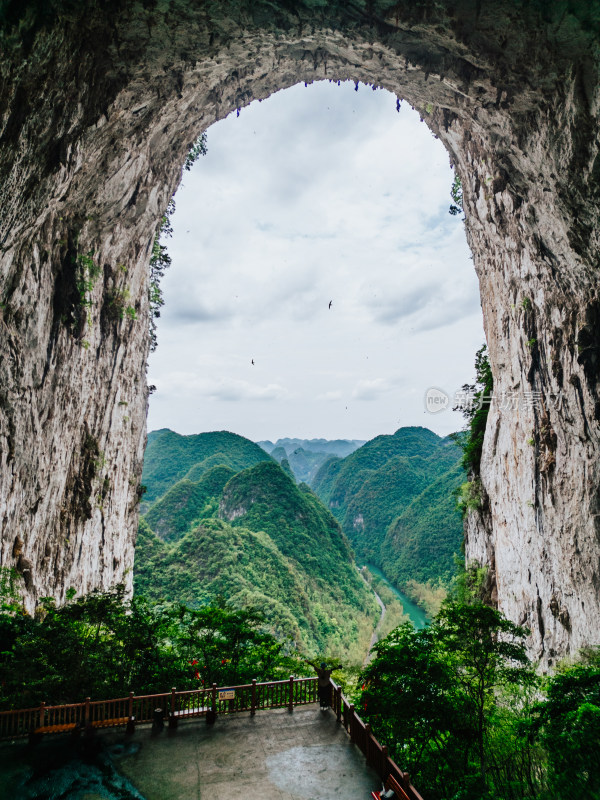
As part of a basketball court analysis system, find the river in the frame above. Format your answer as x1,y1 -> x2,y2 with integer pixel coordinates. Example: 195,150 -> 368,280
363,563 -> 428,630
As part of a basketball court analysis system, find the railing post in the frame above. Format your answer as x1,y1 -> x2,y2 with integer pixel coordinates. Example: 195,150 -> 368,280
336,686 -> 342,723
126,691 -> 136,735
171,687 -> 176,715
288,675 -> 294,712
212,683 -> 217,711
382,745 -> 389,780
365,722 -> 372,764
84,697 -> 90,726
349,704 -> 355,742
251,679 -> 257,716
39,701 -> 45,729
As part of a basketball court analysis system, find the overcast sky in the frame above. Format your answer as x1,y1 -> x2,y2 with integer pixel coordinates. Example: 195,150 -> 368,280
147,80 -> 484,443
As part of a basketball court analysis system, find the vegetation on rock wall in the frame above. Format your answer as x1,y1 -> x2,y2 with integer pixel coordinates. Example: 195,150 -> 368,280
149,132 -> 206,351
455,344 -> 493,476
454,344 -> 493,517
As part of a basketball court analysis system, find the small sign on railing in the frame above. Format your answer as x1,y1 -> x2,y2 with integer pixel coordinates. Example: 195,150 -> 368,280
218,690 -> 235,701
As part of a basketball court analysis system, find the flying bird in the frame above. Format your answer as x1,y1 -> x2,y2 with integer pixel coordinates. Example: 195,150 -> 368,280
251,359 -> 255,365
328,300 -> 333,309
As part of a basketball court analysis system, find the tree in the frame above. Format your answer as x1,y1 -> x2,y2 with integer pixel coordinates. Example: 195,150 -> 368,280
433,601 -> 534,785
360,601 -> 535,800
0,587 -> 299,709
177,600 -> 303,687
360,622 -> 475,800
148,198 -> 174,352
531,653 -> 600,799
449,172 -> 464,216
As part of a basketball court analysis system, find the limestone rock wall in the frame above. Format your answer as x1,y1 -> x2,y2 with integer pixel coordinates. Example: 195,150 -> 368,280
0,1 -> 598,663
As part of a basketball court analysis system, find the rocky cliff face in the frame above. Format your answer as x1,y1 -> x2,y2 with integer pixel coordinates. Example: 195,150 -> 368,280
0,1 -> 598,663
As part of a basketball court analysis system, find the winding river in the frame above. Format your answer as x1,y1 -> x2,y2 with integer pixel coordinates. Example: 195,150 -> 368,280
363,564 -> 428,630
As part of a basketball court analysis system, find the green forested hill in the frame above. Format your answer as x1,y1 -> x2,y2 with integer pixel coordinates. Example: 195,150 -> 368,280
144,465 -> 236,542
383,462 -> 465,586
141,429 -> 273,506
135,432 -> 379,662
310,455 -> 343,499
220,462 -> 356,589
311,427 -> 464,595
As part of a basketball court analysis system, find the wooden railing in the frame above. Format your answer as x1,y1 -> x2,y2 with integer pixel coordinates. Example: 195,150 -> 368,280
0,675 -> 317,740
0,676 -> 423,800
331,680 -> 425,800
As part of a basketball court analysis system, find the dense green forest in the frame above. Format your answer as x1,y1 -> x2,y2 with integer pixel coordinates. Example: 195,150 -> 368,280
135,430 -> 379,662
359,569 -> 600,800
0,579 -> 306,708
383,462 -> 465,586
2,571 -> 597,800
141,429 -> 273,507
311,427 -> 465,599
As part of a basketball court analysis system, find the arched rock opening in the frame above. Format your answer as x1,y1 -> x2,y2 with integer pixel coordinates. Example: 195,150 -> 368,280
0,1 -> 599,665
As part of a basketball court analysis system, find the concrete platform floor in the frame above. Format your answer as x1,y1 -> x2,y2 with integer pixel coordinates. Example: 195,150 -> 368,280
0,704 -> 381,800
116,704 -> 380,800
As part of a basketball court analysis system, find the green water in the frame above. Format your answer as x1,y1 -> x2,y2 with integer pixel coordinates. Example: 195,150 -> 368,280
364,564 -> 428,629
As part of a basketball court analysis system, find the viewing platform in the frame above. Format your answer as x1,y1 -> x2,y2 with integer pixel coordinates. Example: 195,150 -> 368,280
0,679 -> 424,800
119,704 -> 378,800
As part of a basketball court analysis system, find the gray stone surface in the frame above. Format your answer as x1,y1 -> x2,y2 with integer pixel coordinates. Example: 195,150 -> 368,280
116,706 -> 380,800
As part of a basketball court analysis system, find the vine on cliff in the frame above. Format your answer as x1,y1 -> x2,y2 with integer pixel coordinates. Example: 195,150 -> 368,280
148,132 -> 207,352
454,345 -> 493,516
456,344 -> 493,476
448,172 -> 463,217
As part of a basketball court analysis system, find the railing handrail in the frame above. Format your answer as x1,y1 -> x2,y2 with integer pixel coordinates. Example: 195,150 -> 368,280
173,676 -> 315,696
128,690 -> 171,701
0,676 -> 317,715
31,701 -> 85,712
0,675 -> 317,733
88,696 -> 130,705
0,705 -> 41,716
329,679 -> 425,800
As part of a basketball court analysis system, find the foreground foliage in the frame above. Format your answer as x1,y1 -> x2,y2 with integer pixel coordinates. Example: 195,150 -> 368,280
359,586 -> 600,800
0,583 -> 304,709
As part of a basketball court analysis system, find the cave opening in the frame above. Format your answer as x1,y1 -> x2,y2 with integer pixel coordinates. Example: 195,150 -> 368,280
1,3 -> 598,665
147,79 -> 484,444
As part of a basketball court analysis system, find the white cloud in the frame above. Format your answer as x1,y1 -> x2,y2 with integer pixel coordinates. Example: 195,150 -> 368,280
319,390 -> 342,401
352,379 -> 390,401
204,379 -> 288,402
147,81 -> 484,440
